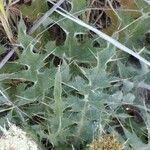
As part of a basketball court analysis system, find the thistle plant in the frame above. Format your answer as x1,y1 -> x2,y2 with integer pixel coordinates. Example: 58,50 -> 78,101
0,0 -> 150,149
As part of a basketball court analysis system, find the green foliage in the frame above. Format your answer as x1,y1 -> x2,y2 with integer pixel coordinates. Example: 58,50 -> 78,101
0,0 -> 150,149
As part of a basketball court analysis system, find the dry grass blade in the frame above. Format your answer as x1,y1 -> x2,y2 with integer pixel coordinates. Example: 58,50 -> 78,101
0,1 -> 13,43
53,7 -> 150,66
27,0 -> 65,34
0,1 -> 15,70
0,49 -> 15,69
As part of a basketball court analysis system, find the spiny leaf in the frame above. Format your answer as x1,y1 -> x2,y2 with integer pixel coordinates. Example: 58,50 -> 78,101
0,1 -> 5,16
97,43 -> 116,69
17,18 -> 34,48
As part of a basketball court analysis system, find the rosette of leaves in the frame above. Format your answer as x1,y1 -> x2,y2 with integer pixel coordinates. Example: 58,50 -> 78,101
0,1 -> 150,149
0,19 -> 122,149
